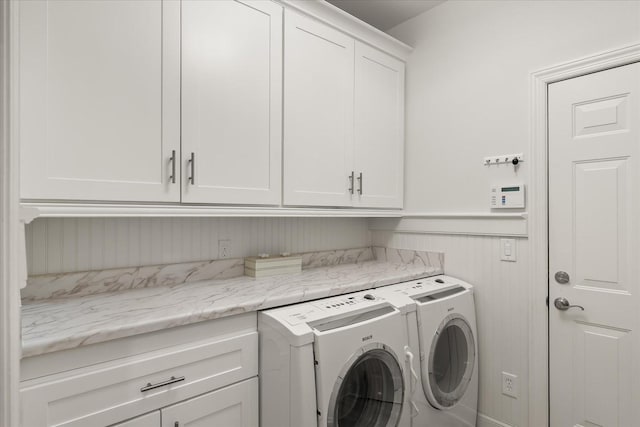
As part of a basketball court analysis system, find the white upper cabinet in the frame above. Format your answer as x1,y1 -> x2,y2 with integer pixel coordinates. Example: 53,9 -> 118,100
353,42 -> 405,209
181,0 -> 283,205
18,0 -> 180,202
17,0 -> 407,212
283,10 -> 355,207
283,12 -> 405,209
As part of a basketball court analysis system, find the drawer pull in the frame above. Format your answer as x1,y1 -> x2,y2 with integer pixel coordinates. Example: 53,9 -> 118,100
140,375 -> 185,392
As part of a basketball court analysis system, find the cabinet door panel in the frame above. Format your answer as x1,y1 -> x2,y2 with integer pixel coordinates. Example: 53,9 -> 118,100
161,378 -> 258,427
181,0 -> 282,205
112,411 -> 160,427
18,0 -> 180,202
353,42 -> 405,208
283,11 -> 354,207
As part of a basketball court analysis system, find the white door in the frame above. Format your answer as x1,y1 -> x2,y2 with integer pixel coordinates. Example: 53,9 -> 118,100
353,41 -> 405,209
161,378 -> 258,427
18,0 -> 180,202
283,10 -> 354,207
112,411 -> 160,427
181,0 -> 282,205
549,62 -> 640,426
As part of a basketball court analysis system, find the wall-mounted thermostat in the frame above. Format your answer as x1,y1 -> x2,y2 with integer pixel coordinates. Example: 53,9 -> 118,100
490,184 -> 525,209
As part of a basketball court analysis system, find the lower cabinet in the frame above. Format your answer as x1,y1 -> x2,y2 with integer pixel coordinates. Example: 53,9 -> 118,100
20,314 -> 258,427
161,378 -> 258,427
113,411 -> 161,427
112,378 -> 258,427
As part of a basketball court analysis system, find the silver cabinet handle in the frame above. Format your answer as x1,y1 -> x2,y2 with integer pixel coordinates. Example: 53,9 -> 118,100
188,152 -> 195,185
357,172 -> 363,195
169,150 -> 176,184
554,297 -> 584,311
140,375 -> 185,392
348,171 -> 355,194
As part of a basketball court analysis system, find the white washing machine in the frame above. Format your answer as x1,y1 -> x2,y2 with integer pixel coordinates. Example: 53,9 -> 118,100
259,289 -> 411,427
376,275 -> 478,427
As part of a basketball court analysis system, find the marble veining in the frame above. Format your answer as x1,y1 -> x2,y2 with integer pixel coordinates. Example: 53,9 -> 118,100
22,248 -> 442,358
22,247 -> 374,302
373,246 -> 444,268
301,247 -> 373,268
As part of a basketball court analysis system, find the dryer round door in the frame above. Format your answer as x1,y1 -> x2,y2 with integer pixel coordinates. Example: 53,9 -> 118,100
424,314 -> 476,409
327,343 -> 404,427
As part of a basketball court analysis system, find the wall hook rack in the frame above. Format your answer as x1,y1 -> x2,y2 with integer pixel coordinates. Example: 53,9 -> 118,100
483,153 -> 524,166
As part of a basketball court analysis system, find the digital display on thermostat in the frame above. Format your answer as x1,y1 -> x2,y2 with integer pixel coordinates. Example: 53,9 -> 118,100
501,187 -> 520,192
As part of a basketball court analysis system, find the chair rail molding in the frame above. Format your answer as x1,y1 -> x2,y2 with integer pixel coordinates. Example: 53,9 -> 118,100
369,212 -> 528,237
528,42 -> 640,427
0,0 -> 22,424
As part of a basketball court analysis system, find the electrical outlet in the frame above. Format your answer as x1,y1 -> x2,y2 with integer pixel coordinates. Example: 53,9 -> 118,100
502,372 -> 518,398
218,239 -> 231,259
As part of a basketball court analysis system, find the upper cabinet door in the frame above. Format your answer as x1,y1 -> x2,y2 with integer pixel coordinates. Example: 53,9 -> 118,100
353,42 -> 405,209
181,0 -> 282,205
18,0 -> 180,202
283,11 -> 355,207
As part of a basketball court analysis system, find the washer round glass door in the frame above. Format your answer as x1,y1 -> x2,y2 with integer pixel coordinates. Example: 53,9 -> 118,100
327,343 -> 404,427
425,314 -> 475,409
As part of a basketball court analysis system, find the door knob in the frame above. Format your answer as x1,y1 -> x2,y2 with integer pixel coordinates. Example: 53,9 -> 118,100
555,271 -> 570,284
554,297 -> 584,311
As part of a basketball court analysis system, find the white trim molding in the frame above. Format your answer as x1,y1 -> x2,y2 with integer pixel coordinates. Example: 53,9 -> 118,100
477,413 -> 514,427
528,42 -> 640,427
20,203 -> 405,220
280,0 -> 413,60
0,0 -> 22,424
369,212 -> 528,237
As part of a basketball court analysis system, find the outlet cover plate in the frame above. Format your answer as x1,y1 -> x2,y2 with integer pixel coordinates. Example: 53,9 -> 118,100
500,238 -> 517,262
502,371 -> 518,398
218,239 -> 231,259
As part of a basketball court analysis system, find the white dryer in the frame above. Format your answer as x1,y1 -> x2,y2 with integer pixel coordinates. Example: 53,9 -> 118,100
259,290 -> 411,427
376,275 -> 478,427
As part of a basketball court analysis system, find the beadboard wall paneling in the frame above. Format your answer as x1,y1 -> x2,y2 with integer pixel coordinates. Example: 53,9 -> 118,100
371,230 -> 529,427
26,217 -> 371,275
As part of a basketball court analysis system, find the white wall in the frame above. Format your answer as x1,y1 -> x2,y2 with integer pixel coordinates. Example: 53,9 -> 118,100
388,0 -> 640,213
26,217 -> 371,275
379,2 -> 640,426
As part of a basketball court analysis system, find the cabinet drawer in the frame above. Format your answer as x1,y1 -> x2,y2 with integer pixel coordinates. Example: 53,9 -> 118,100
21,331 -> 258,427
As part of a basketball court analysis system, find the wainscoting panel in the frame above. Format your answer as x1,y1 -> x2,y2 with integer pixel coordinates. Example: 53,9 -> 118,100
371,230 -> 529,427
26,217 -> 371,275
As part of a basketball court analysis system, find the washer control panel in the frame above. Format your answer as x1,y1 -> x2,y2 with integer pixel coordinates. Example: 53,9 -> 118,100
312,293 -> 380,311
278,291 -> 388,327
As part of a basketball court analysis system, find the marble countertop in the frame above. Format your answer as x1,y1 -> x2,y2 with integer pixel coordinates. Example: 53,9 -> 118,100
22,257 -> 442,358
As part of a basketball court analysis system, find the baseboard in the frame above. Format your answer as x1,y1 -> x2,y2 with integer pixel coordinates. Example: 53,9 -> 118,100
477,413 -> 514,427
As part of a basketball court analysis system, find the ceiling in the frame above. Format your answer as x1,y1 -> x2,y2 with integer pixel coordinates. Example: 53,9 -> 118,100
327,0 -> 444,32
